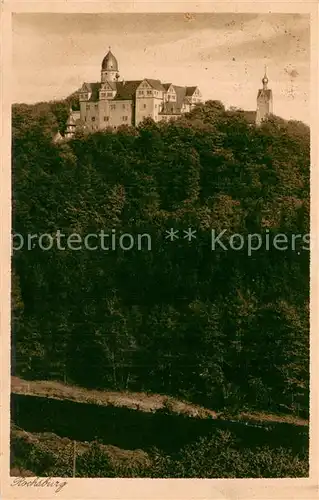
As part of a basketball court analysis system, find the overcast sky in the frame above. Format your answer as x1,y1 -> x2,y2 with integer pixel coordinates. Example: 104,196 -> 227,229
12,13 -> 310,123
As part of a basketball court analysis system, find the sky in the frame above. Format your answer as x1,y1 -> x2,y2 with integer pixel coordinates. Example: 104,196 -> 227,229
12,13 -> 310,123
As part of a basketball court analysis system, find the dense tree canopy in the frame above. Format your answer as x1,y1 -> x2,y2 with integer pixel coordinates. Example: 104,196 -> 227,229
12,100 -> 310,416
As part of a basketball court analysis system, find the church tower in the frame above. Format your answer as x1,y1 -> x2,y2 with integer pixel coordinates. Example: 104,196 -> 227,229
101,47 -> 120,83
256,68 -> 273,125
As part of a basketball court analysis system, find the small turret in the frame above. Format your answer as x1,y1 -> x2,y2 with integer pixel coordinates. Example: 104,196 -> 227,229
65,108 -> 77,140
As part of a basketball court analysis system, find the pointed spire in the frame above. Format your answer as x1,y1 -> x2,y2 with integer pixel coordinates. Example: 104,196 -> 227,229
262,65 -> 269,90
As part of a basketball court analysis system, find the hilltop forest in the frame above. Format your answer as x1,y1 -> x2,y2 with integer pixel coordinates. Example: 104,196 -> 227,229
12,99 -> 310,414
11,100 -> 310,477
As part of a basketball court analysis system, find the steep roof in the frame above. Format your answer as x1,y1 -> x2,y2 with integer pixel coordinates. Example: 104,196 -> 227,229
80,82 -> 91,92
145,79 -> 166,91
173,85 -> 187,108
78,80 -> 200,103
102,81 -> 117,91
115,80 -> 142,100
81,82 -> 102,101
186,86 -> 197,96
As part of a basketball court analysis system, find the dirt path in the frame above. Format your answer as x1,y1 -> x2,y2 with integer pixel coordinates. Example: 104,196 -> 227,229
11,376 -> 308,427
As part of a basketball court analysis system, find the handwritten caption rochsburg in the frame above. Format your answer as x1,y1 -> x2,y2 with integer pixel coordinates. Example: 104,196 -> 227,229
11,476 -> 68,493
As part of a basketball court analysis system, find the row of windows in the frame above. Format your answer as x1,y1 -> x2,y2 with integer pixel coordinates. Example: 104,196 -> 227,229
86,103 -> 155,112
85,100 -> 167,112
84,116 -> 128,122
138,90 -> 160,96
86,103 -> 130,111
138,103 -> 158,109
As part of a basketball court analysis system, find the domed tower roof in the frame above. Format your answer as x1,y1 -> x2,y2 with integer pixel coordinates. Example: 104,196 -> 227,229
101,48 -> 119,71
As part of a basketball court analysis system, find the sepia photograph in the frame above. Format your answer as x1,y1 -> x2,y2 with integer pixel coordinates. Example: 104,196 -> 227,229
7,10 -> 311,483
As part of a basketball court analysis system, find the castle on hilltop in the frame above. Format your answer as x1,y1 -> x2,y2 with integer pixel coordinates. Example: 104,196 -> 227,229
55,49 -> 273,141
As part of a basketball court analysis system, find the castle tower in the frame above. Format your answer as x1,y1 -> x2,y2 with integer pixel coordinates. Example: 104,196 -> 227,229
65,109 -> 77,140
256,67 -> 273,125
101,47 -> 120,83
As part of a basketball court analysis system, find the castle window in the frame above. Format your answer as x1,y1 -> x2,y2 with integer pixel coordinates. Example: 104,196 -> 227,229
122,116 -> 128,121
92,116 -> 96,121
110,105 -> 116,110
107,92 -> 113,97
86,105 -> 90,110
123,104 -> 126,109
147,91 -> 152,95
138,91 -> 144,96
104,116 -> 109,121
95,104 -> 98,109
100,92 -> 106,98
143,104 -> 146,109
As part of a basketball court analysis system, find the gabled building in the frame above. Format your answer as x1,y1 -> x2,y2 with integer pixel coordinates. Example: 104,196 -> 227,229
53,108 -> 83,143
59,49 -> 273,140
75,48 -> 202,133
